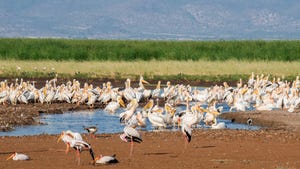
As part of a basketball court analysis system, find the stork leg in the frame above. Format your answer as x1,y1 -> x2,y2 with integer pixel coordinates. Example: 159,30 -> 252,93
76,149 -> 80,165
184,135 -> 188,149
65,144 -> 70,154
130,137 -> 134,158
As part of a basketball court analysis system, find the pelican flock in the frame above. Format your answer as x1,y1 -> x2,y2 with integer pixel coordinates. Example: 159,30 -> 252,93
2,73 -> 300,165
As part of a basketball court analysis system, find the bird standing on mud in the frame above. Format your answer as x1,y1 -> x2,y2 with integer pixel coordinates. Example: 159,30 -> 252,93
57,130 -> 83,153
66,139 -> 95,166
247,117 -> 253,126
181,123 -> 192,149
84,126 -> 98,138
120,125 -> 143,158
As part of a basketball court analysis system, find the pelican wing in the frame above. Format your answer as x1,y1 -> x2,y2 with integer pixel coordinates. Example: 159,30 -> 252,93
148,113 -> 166,128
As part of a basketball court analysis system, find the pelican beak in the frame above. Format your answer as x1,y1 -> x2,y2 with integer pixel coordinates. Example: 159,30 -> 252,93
212,111 -> 220,116
143,100 -> 153,110
6,153 -> 15,161
142,79 -> 149,84
119,98 -> 125,108
241,88 -> 248,95
195,106 -> 201,112
152,108 -> 163,113
170,109 -> 176,116
200,107 -> 208,112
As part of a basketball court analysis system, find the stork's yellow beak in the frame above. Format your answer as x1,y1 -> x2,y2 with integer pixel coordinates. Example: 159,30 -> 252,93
57,133 -> 63,143
6,153 -> 15,161
94,156 -> 100,161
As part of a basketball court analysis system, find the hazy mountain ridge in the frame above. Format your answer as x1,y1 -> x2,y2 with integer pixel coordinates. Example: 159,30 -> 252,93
0,0 -> 300,40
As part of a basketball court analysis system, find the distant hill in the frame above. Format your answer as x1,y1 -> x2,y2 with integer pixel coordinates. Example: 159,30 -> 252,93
1,0 -> 300,40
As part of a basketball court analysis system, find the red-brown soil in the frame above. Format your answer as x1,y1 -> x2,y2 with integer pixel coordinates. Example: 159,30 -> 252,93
1,129 -> 299,169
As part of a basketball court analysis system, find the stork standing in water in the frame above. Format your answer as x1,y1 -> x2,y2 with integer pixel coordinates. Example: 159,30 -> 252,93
120,125 -> 142,158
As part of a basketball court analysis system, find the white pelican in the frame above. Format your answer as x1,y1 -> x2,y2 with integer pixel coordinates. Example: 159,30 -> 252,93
84,126 -> 98,138
142,99 -> 154,117
66,139 -> 95,166
162,81 -> 173,99
98,86 -> 111,104
86,91 -> 99,108
95,154 -> 119,164
123,78 -> 135,102
57,86 -> 72,103
119,99 -> 138,123
7,152 -> 30,161
147,109 -> 167,129
161,103 -> 176,125
179,104 -> 202,128
8,86 -> 18,105
211,118 -> 226,129
0,89 -> 8,105
120,126 -> 142,157
204,110 -> 219,126
104,96 -> 125,114
44,86 -> 55,104
151,81 -> 161,99
17,90 -> 28,104
136,111 -> 147,127
138,76 -> 151,100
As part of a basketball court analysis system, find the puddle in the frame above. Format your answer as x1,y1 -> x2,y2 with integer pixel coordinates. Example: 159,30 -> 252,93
0,104 -> 260,136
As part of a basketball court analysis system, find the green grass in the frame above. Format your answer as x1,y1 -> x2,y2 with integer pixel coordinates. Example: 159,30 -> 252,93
1,38 -> 300,61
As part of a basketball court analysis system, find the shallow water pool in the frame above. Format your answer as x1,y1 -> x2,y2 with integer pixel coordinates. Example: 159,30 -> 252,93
0,105 -> 260,136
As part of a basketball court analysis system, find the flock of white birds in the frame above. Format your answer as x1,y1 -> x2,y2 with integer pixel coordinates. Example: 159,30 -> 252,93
2,73 -> 300,165
0,73 -> 300,130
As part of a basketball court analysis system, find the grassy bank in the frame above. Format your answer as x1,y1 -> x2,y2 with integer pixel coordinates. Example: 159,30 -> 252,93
1,60 -> 299,82
1,38 -> 300,61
